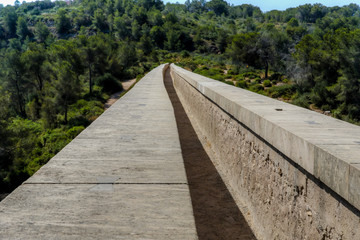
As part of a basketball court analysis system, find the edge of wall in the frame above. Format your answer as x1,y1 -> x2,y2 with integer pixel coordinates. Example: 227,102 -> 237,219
170,63 -> 360,213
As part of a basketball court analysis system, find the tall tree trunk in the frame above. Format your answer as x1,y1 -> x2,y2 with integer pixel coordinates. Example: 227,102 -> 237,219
14,76 -> 26,118
37,72 -> 43,92
64,104 -> 68,124
88,63 -> 93,95
265,60 -> 269,79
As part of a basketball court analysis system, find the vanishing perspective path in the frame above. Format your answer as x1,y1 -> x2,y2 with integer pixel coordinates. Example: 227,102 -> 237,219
0,64 -> 256,239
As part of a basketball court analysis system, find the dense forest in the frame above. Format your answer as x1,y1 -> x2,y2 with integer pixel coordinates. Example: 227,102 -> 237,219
0,0 -> 360,193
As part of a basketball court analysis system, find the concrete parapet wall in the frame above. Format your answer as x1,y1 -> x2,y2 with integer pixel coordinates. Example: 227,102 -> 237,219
170,64 -> 360,239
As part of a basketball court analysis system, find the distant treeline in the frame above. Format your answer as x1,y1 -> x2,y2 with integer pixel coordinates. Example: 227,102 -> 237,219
0,0 -> 359,192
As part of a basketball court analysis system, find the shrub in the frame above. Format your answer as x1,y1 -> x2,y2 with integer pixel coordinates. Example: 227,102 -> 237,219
249,84 -> 264,92
225,81 -> 234,86
253,77 -> 261,83
268,84 -> 296,99
66,126 -> 85,138
242,72 -> 258,79
95,73 -> 123,94
292,93 -> 310,108
236,80 -> 248,88
263,80 -> 272,87
269,72 -> 283,81
180,50 -> 190,58
234,74 -> 245,81
228,69 -> 239,75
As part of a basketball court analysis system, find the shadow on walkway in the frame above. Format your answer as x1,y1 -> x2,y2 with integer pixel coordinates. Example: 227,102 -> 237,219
164,69 -> 256,240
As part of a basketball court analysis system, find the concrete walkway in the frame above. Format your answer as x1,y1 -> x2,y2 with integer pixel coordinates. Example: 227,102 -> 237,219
0,64 -> 198,239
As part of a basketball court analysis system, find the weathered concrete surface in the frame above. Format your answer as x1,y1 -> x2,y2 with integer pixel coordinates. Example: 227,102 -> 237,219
171,64 -> 360,240
0,64 -> 198,239
164,68 -> 256,240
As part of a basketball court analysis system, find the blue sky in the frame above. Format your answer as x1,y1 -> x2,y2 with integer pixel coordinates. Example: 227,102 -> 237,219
164,0 -> 359,12
0,0 -> 358,12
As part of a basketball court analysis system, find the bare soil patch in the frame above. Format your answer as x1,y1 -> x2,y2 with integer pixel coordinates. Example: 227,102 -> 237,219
104,78 -> 136,109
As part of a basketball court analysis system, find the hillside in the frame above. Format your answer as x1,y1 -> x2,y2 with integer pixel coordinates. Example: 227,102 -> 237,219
0,0 -> 360,194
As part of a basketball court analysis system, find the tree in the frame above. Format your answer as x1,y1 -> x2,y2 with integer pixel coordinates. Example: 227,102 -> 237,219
147,9 -> 163,26
2,50 -> 28,118
131,20 -> 141,40
139,0 -> 164,11
286,18 -> 307,42
78,35 -> 111,95
56,8 -> 71,35
227,32 -> 260,67
3,6 -> 18,38
21,43 -> 47,92
256,24 -> 289,78
185,0 -> 206,13
139,35 -> 152,55
165,29 -> 181,51
336,29 -> 360,120
55,61 -> 80,124
93,9 -> 108,32
150,26 -> 165,48
206,0 -> 228,16
34,22 -> 50,43
114,15 -> 130,40
16,16 -> 31,41
216,29 -> 228,53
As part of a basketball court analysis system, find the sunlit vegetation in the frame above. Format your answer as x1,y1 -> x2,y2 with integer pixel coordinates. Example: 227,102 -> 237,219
0,0 -> 360,193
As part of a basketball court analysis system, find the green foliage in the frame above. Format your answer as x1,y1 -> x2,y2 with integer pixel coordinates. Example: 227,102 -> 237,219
263,79 -> 272,87
268,84 -> 296,99
249,83 -> 264,93
55,61 -> 81,123
292,93 -> 310,108
194,66 -> 225,81
34,22 -> 51,43
224,80 -> 234,86
206,0 -> 229,16
93,9 -> 108,32
56,8 -> 72,35
95,73 -> 123,93
235,80 -> 247,88
16,17 -> 31,40
3,6 -> 18,37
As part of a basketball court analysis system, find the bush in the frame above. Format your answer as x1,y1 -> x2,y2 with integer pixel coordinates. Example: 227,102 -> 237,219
269,72 -> 283,81
212,74 -> 226,81
236,80 -> 248,88
242,72 -> 258,79
268,84 -> 296,99
67,115 -> 89,127
253,77 -> 261,83
292,93 -> 310,108
228,68 -> 239,75
263,80 -> 272,87
66,126 -> 85,138
193,67 -> 225,81
225,81 -> 234,86
95,73 -> 123,94
249,84 -> 264,92
234,74 -> 245,81
180,50 -> 190,58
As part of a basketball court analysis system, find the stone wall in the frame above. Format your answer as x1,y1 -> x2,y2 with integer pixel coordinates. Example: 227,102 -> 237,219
170,64 -> 360,240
